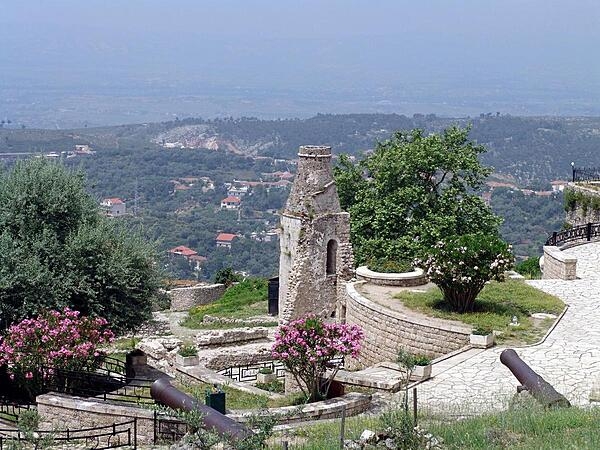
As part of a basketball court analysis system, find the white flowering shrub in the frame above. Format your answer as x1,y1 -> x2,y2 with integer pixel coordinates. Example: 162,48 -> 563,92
416,233 -> 514,313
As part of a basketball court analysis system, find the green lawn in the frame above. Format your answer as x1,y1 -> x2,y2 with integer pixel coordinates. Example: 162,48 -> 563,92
181,278 -> 273,329
394,279 -> 565,345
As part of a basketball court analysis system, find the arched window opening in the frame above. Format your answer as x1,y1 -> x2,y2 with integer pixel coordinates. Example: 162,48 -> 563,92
326,239 -> 338,275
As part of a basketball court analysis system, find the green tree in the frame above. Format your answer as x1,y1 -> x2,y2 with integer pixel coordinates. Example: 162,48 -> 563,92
0,159 -> 161,333
334,127 -> 502,265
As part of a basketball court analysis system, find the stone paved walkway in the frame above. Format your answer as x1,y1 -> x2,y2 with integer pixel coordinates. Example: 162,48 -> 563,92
416,242 -> 600,415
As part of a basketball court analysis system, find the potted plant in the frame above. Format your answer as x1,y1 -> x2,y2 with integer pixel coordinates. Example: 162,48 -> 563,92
410,354 -> 432,381
397,349 -> 432,382
470,327 -> 495,348
176,344 -> 199,366
256,367 -> 277,384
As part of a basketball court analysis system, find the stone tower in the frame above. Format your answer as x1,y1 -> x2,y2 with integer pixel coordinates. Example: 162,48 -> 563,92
278,145 -> 354,323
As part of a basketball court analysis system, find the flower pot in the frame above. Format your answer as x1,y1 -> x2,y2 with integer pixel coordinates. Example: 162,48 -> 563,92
410,364 -> 432,381
470,333 -> 495,348
257,372 -> 277,384
176,354 -> 199,366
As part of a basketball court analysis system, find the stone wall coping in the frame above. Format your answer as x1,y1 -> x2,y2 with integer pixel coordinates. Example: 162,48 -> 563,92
356,266 -> 425,281
36,393 -> 155,419
168,283 -> 225,293
229,392 -> 371,424
346,281 -> 471,335
543,245 -> 578,263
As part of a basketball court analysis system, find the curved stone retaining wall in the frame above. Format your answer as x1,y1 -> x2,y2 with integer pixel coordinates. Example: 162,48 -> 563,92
355,266 -> 427,287
344,282 -> 470,368
542,246 -> 577,280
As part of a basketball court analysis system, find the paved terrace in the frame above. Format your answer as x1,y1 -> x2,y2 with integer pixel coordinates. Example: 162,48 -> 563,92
416,242 -> 600,415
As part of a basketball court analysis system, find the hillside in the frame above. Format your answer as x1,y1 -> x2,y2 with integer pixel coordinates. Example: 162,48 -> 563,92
2,114 -> 600,183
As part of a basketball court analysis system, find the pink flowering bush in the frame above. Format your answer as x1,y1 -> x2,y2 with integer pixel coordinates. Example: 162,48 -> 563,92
416,233 -> 514,313
0,307 -> 114,398
271,315 -> 363,402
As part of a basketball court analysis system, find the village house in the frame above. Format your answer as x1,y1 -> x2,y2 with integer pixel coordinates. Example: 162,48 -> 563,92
216,233 -> 237,249
167,245 -> 207,271
100,198 -> 126,216
227,184 -> 249,198
551,180 -> 569,192
220,196 -> 241,209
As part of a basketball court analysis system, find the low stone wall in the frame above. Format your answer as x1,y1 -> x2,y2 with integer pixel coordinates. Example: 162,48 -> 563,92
344,282 -> 470,368
230,392 -> 371,424
195,327 -> 269,347
36,393 -> 156,444
355,266 -> 427,287
169,283 -> 227,311
542,246 -> 577,280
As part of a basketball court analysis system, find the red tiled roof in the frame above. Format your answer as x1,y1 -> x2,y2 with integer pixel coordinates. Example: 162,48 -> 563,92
216,233 -> 236,242
168,245 -> 198,257
104,197 -> 124,205
221,196 -> 241,203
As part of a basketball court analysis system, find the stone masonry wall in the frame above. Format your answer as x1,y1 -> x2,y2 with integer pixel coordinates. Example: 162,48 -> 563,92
37,393 -> 156,445
169,283 -> 226,311
344,282 -> 470,368
542,246 -> 577,280
565,184 -> 600,227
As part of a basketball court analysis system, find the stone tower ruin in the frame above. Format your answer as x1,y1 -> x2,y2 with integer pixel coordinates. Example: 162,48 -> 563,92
278,145 -> 354,323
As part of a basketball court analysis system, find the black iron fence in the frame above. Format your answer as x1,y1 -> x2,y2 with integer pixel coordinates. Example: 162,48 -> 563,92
0,400 -> 33,425
153,412 -> 188,444
218,357 -> 345,383
546,222 -> 600,246
572,166 -> 600,183
39,365 -> 154,404
0,418 -> 137,449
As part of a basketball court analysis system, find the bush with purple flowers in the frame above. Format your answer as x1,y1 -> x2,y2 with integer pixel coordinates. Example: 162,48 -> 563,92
271,315 -> 363,402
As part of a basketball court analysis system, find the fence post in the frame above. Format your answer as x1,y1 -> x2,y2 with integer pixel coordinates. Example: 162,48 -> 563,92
133,418 -> 137,449
552,231 -> 557,246
587,223 -> 592,241
413,387 -> 418,426
339,404 -> 346,449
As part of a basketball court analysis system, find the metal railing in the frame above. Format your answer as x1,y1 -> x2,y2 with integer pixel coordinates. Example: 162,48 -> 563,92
217,357 -> 344,383
546,222 -> 600,246
153,412 -> 188,444
0,418 -> 137,449
0,400 -> 33,425
572,166 -> 600,183
39,366 -> 154,405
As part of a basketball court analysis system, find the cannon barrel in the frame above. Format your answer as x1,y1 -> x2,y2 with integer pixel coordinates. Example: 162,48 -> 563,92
500,349 -> 570,408
150,378 -> 253,441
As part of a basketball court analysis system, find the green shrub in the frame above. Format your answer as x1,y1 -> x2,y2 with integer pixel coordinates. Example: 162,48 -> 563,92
516,257 -> 542,279
367,257 -> 413,273
178,344 -> 198,357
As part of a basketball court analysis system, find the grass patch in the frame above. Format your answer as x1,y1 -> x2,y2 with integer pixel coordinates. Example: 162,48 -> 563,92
278,405 -> 600,449
429,405 -> 600,449
175,380 -> 305,410
111,337 -> 141,351
181,278 -> 268,328
394,279 -> 564,344
185,319 -> 278,330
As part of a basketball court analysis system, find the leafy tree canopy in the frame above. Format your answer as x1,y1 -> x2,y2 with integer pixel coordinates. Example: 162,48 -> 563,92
0,159 -> 161,333
335,127 -> 502,265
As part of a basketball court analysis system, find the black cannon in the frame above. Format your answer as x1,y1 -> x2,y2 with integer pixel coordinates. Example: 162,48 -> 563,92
150,378 -> 253,441
500,349 -> 570,408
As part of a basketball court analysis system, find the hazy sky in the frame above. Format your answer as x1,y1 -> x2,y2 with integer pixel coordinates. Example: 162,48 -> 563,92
1,1 -> 600,125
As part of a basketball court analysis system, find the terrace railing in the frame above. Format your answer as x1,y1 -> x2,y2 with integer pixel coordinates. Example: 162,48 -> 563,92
572,166 -> 600,183
0,418 -> 137,449
546,222 -> 600,247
